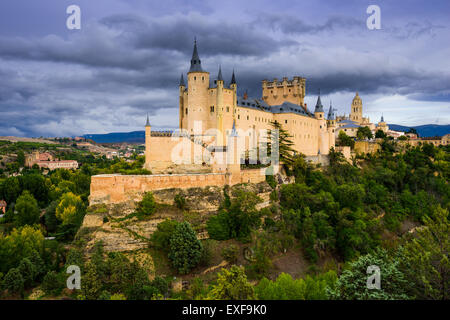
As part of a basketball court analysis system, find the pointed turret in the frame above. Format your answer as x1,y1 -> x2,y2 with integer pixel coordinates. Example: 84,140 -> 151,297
189,38 -> 203,72
381,114 -> 384,122
217,65 -> 223,81
145,113 -> 150,127
327,101 -> 335,120
314,89 -> 324,113
179,74 -> 185,87
230,69 -> 236,85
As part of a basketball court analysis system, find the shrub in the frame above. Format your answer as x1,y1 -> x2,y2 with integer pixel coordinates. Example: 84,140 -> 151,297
151,276 -> 169,296
18,258 -> 37,288
41,271 -> 65,296
208,265 -> 255,300
3,268 -> 24,296
199,240 -> 214,267
151,219 -> 180,251
136,192 -> 157,217
206,211 -> 230,240
168,222 -> 203,274
221,244 -> 239,264
14,191 -> 40,227
174,193 -> 187,210
266,175 -> 277,189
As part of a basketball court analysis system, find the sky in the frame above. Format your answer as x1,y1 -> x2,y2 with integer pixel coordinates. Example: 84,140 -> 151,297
0,0 -> 449,137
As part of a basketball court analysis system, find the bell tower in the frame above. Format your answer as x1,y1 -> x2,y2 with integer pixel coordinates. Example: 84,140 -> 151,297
350,92 -> 363,124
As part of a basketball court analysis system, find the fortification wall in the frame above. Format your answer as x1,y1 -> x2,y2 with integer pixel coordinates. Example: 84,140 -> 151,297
240,168 -> 267,184
90,168 -> 268,205
90,173 -> 226,205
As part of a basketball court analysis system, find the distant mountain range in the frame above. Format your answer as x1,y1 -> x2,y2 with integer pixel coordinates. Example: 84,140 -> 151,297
388,124 -> 450,138
82,124 -> 450,144
83,131 -> 146,144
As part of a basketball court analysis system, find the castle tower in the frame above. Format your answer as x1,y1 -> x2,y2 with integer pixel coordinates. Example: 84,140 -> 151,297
327,101 -> 336,151
314,91 -> 328,155
179,74 -> 185,130
215,66 -> 225,146
327,101 -> 336,127
262,76 -> 306,107
185,39 -> 210,135
144,114 -> 152,171
350,92 -> 363,124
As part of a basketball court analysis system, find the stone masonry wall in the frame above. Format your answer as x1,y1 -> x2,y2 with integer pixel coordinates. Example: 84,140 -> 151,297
90,169 -> 267,206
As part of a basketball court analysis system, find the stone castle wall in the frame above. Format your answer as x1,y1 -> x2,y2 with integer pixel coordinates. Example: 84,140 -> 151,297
89,168 -> 266,205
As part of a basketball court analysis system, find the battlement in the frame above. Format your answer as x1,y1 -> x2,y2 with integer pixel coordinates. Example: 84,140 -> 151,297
262,76 -> 306,107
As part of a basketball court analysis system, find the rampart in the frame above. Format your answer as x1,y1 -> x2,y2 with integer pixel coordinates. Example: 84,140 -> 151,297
89,169 -> 266,205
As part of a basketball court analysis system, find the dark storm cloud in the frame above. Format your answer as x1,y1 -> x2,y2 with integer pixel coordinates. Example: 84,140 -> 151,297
0,0 -> 449,136
256,13 -> 365,35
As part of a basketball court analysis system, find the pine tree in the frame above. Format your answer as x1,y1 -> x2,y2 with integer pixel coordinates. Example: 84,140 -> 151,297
266,120 -> 295,169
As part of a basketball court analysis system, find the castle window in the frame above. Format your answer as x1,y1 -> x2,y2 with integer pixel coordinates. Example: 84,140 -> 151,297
226,106 -> 230,112
202,77 -> 204,81
185,108 -> 188,115
247,116 -> 249,120
194,76 -> 196,80
238,115 -> 240,119
285,120 -> 287,124
210,106 -> 214,113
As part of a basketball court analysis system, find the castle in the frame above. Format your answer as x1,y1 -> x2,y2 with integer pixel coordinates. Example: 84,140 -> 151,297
91,41 -> 394,205
144,40 -> 344,173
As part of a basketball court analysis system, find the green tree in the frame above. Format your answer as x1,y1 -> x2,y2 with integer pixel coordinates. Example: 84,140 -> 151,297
14,191 -> 40,227
41,271 -> 65,296
398,206 -> 449,300
207,190 -> 262,241
208,265 -> 255,300
168,222 -> 203,274
3,268 -> 24,296
55,192 -> 84,226
256,271 -> 337,300
0,226 -> 44,273
150,219 -> 180,250
18,258 -> 37,288
16,151 -> 25,167
267,120 -> 296,168
328,249 -> 412,300
81,261 -> 102,300
135,192 -> 157,217
356,126 -> 373,140
375,129 -> 387,139
337,131 -> 355,148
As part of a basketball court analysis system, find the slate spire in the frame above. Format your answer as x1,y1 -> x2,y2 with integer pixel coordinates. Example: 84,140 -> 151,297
189,38 -> 203,72
327,100 -> 335,120
230,69 -> 236,85
145,113 -> 150,127
179,74 -> 185,87
315,89 -> 324,113
217,65 -> 223,81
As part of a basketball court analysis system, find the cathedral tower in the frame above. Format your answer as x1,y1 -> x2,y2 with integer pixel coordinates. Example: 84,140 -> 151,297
350,92 -> 363,124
